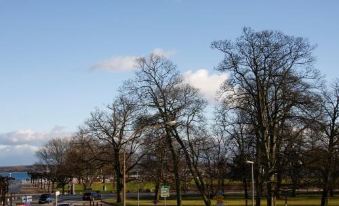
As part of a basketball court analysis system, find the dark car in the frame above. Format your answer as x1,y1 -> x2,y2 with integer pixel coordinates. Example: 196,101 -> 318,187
82,191 -> 101,201
39,194 -> 54,204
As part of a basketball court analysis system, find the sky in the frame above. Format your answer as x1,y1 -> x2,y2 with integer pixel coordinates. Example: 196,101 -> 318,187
1,0 -> 339,166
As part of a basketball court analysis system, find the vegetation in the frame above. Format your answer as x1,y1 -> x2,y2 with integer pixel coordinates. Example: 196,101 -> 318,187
0,176 -> 11,206
30,28 -> 339,206
105,196 -> 339,206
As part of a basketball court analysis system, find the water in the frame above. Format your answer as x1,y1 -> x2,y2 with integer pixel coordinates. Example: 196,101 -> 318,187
0,172 -> 30,180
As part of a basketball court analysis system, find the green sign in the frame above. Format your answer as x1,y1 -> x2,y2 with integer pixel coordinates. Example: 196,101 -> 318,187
160,185 -> 170,198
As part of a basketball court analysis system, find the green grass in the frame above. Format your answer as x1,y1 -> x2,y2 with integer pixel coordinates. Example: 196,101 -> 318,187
59,181 -> 155,194
104,196 -> 339,206
56,181 -> 339,205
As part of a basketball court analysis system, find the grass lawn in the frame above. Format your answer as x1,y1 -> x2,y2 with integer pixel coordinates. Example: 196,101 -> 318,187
103,196 -> 339,206
58,182 -> 339,205
61,182 -> 155,194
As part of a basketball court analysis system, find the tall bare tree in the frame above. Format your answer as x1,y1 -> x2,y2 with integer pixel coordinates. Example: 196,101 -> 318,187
313,82 -> 339,206
138,129 -> 169,202
214,107 -> 255,205
125,54 -> 211,206
212,27 -> 319,206
85,95 -> 143,203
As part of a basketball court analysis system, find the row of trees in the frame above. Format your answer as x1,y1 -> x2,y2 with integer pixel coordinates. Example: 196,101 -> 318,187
0,176 -> 11,206
32,28 -> 339,206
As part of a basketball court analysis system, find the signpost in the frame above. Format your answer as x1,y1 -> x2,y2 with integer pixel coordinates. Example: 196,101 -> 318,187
21,196 -> 32,206
160,185 -> 170,206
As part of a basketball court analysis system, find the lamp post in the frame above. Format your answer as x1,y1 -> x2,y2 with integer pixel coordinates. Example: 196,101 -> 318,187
72,177 -> 75,195
123,152 -> 126,206
246,161 -> 255,206
137,171 -> 140,206
55,191 -> 60,206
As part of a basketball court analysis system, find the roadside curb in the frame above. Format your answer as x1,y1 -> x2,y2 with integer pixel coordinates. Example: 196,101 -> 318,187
100,200 -> 114,206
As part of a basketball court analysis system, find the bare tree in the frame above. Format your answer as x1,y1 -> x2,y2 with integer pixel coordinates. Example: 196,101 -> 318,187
312,81 -> 339,206
212,27 -> 319,206
36,138 -> 72,194
85,95 -> 143,203
65,131 -> 103,191
125,54 -> 211,206
0,176 -> 10,206
139,130 -> 169,202
214,107 -> 255,205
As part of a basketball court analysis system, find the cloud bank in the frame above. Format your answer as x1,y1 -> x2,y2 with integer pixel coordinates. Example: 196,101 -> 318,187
0,126 -> 73,166
91,48 -> 175,72
91,56 -> 139,72
184,69 -> 228,102
0,144 -> 40,166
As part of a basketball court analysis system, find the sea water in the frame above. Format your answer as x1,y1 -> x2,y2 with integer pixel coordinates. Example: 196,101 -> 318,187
0,172 -> 30,181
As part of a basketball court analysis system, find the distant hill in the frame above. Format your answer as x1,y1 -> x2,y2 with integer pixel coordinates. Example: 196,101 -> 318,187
0,165 -> 33,172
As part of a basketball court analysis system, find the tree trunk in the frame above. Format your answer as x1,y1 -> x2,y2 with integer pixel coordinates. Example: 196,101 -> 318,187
321,167 -> 332,206
275,172 -> 282,198
62,184 -> 65,195
115,174 -> 122,203
154,180 -> 160,203
172,130 -> 211,206
329,183 -> 334,197
47,180 -> 50,193
52,181 -> 55,193
321,186 -> 329,206
243,178 -> 249,206
291,182 -> 297,197
321,136 -> 335,206
165,133 -> 182,206
114,162 -> 123,203
255,136 -> 262,206
221,177 -> 225,194
266,180 -> 273,206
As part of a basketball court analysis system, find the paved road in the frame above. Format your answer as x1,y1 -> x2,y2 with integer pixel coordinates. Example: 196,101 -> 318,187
13,182 -> 111,206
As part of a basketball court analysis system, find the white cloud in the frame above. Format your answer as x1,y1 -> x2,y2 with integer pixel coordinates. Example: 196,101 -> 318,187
91,48 -> 175,72
184,69 -> 228,102
91,56 -> 139,72
0,126 -> 72,146
0,126 -> 73,166
0,144 -> 40,166
151,48 -> 175,58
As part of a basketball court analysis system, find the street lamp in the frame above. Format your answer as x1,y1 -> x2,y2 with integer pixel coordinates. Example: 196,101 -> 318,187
246,160 -> 255,206
123,152 -> 126,206
166,120 -> 177,126
137,171 -> 140,206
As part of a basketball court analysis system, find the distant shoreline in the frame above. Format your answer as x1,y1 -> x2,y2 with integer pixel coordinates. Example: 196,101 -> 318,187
0,165 -> 33,173
0,171 -> 30,180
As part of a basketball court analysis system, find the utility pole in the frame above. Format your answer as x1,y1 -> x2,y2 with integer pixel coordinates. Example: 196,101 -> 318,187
137,171 -> 140,206
123,152 -> 126,206
246,161 -> 255,206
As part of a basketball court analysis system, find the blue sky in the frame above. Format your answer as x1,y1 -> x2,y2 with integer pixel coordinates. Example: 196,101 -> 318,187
1,0 -> 339,166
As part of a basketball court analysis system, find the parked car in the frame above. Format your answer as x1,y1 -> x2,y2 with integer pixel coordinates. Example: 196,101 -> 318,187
82,191 -> 101,201
39,194 -> 54,204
